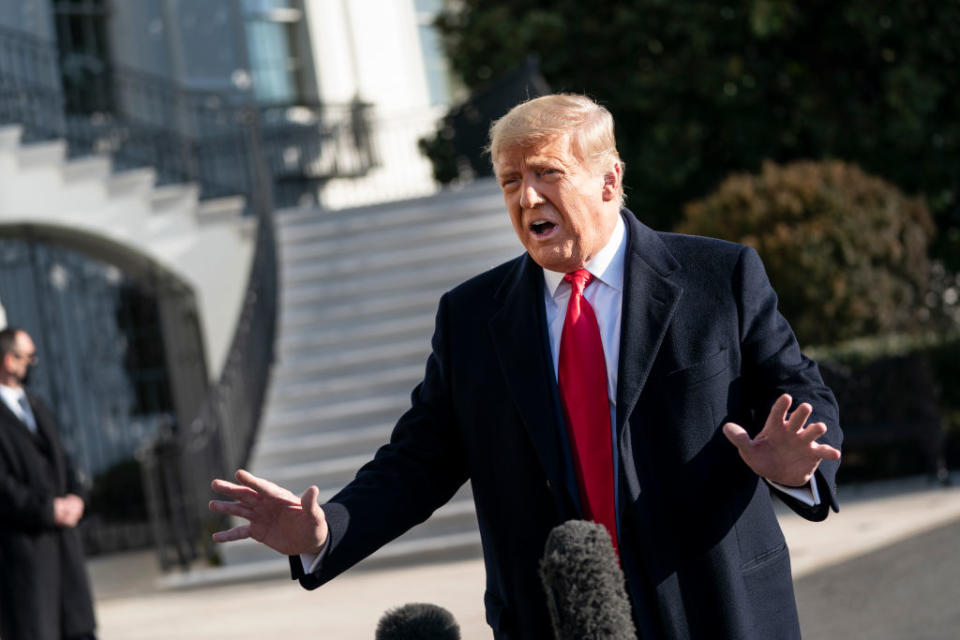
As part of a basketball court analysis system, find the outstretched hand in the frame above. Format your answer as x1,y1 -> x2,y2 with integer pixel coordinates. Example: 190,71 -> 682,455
723,394 -> 841,487
209,469 -> 328,556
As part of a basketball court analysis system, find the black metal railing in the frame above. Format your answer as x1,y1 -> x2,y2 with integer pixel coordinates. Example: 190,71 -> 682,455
140,201 -> 278,569
0,25 -> 65,143
0,25 -> 376,212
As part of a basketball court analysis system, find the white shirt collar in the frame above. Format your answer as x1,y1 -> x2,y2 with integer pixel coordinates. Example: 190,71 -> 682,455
0,383 -> 27,416
0,383 -> 26,403
542,214 -> 626,298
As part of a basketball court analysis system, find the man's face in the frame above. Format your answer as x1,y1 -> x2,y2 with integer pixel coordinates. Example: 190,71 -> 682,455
496,134 -> 620,273
3,331 -> 36,386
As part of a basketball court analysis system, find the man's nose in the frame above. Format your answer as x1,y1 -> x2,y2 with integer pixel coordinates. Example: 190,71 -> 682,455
519,183 -> 544,208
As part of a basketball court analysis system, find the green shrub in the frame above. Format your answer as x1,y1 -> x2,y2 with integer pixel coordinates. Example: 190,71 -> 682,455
678,160 -> 935,346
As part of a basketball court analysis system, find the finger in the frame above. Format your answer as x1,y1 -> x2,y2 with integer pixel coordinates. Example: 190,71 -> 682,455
209,499 -> 256,520
235,469 -> 282,495
722,422 -> 753,451
786,402 -> 813,432
812,443 -> 842,461
799,422 -> 828,443
211,479 -> 260,504
212,524 -> 251,543
765,394 -> 792,430
301,485 -> 321,518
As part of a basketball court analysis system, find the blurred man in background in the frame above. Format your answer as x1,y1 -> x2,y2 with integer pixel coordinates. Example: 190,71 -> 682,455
0,327 -> 97,640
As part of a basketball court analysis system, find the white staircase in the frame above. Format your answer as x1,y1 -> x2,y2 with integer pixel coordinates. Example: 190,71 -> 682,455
217,179 -> 523,576
0,124 -> 255,377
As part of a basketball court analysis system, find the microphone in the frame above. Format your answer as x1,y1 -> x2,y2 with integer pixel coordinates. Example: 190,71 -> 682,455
540,520 -> 637,640
375,602 -> 461,640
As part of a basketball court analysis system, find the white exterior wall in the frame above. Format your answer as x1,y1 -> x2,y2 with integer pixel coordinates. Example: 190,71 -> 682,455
303,0 -> 445,208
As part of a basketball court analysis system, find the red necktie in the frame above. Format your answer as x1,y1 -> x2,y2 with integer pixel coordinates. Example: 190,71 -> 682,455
558,269 -> 618,552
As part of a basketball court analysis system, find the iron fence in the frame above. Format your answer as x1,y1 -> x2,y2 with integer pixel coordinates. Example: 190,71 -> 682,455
136,124 -> 280,569
0,25 -> 376,212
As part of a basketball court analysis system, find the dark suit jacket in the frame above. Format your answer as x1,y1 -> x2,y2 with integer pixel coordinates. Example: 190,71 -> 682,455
293,211 -> 842,639
0,393 -> 97,640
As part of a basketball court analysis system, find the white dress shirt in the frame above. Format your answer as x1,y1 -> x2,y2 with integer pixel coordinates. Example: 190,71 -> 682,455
0,383 -> 38,433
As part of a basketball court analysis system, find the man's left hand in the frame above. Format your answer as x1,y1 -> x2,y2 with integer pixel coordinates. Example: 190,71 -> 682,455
723,393 -> 841,487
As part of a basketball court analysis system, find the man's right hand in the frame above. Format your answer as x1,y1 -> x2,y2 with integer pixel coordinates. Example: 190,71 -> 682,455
209,469 -> 328,556
53,494 -> 84,527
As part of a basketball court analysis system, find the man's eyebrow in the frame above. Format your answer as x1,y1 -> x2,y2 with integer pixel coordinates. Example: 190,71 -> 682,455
525,156 -> 565,169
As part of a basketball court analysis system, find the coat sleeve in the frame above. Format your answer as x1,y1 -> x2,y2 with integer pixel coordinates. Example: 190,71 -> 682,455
735,245 -> 843,521
34,398 -> 90,502
0,457 -> 57,531
294,293 -> 470,588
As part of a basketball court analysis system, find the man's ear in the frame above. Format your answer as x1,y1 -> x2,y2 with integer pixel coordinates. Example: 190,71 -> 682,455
601,163 -> 622,202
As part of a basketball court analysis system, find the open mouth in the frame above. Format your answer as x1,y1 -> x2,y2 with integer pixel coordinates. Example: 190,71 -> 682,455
530,220 -> 557,236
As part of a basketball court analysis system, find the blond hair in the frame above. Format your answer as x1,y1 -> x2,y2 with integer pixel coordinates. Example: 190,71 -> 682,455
488,94 -> 625,201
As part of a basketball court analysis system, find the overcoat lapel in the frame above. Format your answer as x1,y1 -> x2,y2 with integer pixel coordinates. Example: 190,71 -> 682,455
488,255 -> 575,511
29,396 -> 61,468
0,397 -> 47,453
616,213 -> 683,495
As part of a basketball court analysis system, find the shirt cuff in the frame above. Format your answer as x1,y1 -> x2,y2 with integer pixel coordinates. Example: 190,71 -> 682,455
299,538 -> 329,574
766,476 -> 821,507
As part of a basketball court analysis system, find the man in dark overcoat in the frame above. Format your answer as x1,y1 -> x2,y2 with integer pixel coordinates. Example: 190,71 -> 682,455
0,327 -> 97,640
210,94 -> 842,639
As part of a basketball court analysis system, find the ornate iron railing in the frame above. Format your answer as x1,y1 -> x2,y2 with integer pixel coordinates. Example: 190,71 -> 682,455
0,25 -> 376,211
140,196 -> 278,568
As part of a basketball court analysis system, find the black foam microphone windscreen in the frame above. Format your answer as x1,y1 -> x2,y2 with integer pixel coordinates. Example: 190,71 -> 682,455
540,520 -> 638,640
374,602 -> 461,640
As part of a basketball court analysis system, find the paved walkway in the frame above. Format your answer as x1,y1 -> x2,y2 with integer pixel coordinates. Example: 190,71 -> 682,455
88,474 -> 960,639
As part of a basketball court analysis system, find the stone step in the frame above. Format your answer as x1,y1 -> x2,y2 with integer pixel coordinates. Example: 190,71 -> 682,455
279,290 -> 442,330
61,154 -> 112,183
263,379 -> 414,421
197,195 -> 247,224
16,139 -> 66,169
280,254 -> 509,307
266,363 -> 422,407
270,338 -> 430,385
278,311 -> 435,358
279,233 -> 520,285
150,182 -> 200,215
0,125 -> 24,149
262,394 -> 410,435
106,167 -> 157,199
276,180 -> 501,230
250,422 -> 395,468
281,214 -> 511,263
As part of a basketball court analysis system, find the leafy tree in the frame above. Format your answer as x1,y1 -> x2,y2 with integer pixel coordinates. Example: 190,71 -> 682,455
435,1 -> 960,268
678,160 -> 935,345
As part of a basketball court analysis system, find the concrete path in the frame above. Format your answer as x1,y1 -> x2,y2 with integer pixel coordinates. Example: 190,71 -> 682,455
88,474 -> 960,639
795,517 -> 960,640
